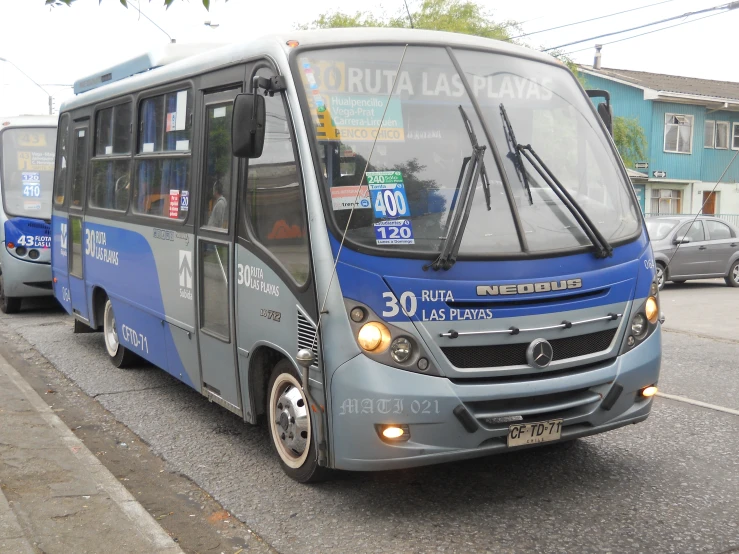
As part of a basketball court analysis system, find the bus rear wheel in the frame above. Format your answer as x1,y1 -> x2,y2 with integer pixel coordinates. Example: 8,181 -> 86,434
103,299 -> 137,368
267,360 -> 329,483
0,275 -> 21,314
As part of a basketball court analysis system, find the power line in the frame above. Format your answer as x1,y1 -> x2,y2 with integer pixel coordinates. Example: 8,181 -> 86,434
563,10 -> 727,56
510,0 -> 678,39
543,1 -> 739,51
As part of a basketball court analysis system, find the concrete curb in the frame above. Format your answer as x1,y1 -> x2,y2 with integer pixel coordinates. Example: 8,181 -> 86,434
0,352 -> 184,554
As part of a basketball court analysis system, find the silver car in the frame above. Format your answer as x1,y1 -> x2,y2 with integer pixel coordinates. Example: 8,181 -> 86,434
647,216 -> 739,289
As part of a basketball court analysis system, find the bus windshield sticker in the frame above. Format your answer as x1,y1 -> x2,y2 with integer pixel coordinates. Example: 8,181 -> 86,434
374,219 -> 414,245
213,107 -> 227,119
24,201 -> 42,211
168,190 -> 180,219
330,185 -> 371,211
175,140 -> 189,151
143,143 -> 154,153
166,112 -> 177,132
315,94 -> 404,143
180,191 -> 189,212
367,171 -> 410,219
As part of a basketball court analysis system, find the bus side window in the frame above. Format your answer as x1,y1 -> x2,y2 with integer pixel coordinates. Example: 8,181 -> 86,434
133,89 -> 192,219
90,103 -> 132,212
245,92 -> 310,285
54,114 -> 70,206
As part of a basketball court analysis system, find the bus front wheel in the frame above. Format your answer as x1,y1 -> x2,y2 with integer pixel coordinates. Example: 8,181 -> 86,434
0,275 -> 21,314
267,359 -> 329,483
103,299 -> 137,368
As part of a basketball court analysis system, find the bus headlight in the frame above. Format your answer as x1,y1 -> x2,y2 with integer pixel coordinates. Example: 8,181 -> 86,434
390,337 -> 412,363
630,313 -> 647,337
645,296 -> 659,324
357,321 -> 391,353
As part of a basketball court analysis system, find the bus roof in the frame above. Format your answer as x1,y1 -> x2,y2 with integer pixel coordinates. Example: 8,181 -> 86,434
60,28 -> 560,113
0,115 -> 57,129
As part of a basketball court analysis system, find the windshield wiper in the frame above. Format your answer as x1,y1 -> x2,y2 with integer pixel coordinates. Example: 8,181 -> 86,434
500,104 -> 533,205
425,106 -> 488,271
499,103 -> 613,259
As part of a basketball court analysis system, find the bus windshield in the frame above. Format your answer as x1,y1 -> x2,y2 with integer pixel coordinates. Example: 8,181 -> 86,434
1,127 -> 57,220
295,45 -> 640,257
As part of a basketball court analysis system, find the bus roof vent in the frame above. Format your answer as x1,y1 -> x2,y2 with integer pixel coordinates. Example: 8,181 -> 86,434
73,43 -> 225,95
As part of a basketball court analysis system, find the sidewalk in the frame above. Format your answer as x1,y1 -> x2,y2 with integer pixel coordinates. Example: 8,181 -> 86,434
0,353 -> 183,554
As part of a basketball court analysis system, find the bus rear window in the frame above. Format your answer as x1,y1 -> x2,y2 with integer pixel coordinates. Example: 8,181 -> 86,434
1,127 -> 57,219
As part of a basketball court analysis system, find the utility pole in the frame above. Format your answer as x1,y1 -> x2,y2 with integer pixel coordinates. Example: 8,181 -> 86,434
0,57 -> 53,115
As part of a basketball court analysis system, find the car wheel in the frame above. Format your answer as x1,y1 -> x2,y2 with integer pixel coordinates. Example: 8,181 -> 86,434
726,260 -> 739,288
267,359 -> 330,483
103,299 -> 138,368
655,263 -> 666,290
0,274 -> 21,314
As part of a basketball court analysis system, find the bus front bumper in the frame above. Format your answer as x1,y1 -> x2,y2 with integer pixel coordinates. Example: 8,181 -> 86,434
0,249 -> 53,298
329,328 -> 661,471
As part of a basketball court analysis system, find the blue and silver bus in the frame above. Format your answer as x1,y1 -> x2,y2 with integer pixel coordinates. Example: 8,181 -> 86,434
0,116 -> 57,313
52,30 -> 661,482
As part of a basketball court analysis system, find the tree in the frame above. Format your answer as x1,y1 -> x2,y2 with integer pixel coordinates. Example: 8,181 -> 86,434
298,0 -> 520,41
46,0 -> 214,9
613,116 -> 647,169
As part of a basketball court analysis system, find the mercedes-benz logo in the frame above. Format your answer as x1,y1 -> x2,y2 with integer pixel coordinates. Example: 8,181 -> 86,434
526,338 -> 553,369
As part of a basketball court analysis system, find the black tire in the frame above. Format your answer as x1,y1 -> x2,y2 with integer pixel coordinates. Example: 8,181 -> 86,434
655,262 -> 667,290
102,299 -> 138,368
267,359 -> 330,483
0,274 -> 21,314
726,260 -> 739,288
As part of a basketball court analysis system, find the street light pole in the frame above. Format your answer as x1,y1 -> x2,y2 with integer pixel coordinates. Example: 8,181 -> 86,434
0,57 -> 53,115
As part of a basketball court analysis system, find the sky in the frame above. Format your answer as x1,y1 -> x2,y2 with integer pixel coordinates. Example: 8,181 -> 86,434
0,0 -> 737,116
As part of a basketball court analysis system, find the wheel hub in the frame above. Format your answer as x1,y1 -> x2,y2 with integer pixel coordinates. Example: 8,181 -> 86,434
274,383 -> 309,458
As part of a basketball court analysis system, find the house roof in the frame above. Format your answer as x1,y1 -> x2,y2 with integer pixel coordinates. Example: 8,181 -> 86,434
580,66 -> 739,105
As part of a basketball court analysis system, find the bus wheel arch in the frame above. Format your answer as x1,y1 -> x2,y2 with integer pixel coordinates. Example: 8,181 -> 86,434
248,346 -> 286,421
91,286 -> 108,330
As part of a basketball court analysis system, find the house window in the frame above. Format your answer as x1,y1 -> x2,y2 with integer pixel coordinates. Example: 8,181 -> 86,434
704,120 -> 715,148
716,122 -> 729,149
650,188 -> 682,215
664,113 -> 693,154
732,122 -> 739,150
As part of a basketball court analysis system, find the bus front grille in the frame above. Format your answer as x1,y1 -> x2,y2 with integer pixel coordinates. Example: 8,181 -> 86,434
441,328 -> 618,369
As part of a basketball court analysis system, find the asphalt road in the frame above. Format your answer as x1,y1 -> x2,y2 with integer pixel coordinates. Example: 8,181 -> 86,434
1,281 -> 737,554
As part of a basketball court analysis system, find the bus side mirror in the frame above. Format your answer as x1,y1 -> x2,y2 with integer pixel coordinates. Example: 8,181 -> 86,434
232,93 -> 265,158
586,89 -> 613,137
597,102 -> 613,137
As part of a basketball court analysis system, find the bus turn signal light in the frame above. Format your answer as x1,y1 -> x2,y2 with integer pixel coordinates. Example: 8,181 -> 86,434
640,385 -> 658,398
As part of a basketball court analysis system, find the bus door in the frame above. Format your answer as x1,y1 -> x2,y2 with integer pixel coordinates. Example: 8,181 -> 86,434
67,122 -> 90,321
196,89 -> 242,414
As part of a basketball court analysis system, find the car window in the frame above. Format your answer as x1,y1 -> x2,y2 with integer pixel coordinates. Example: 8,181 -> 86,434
706,220 -> 733,240
646,219 -> 679,240
677,221 -> 705,242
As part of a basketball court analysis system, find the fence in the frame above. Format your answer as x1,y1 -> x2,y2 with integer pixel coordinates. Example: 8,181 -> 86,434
644,213 -> 739,227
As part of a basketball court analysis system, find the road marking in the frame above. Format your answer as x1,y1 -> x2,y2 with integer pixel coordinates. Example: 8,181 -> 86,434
657,392 -> 739,416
